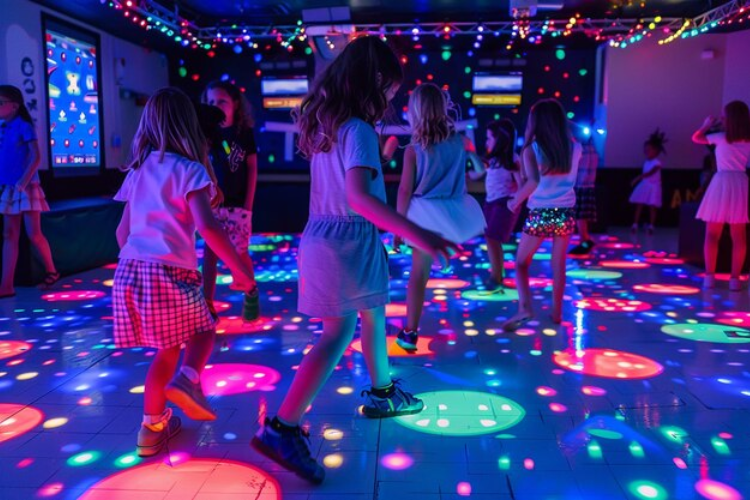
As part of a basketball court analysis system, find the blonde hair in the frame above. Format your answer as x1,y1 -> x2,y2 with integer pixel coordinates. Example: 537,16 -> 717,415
127,87 -> 209,170
408,83 -> 455,148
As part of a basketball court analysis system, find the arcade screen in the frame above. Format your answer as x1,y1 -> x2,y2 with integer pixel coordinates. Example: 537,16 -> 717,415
261,77 -> 309,109
471,73 -> 523,106
43,18 -> 103,175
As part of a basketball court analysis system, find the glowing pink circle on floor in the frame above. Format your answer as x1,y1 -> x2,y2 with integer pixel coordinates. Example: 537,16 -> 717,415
644,257 -> 685,265
381,452 -> 414,470
0,404 -> 44,443
350,336 -> 435,357
78,459 -> 281,499
694,479 -> 742,500
42,291 -> 106,302
717,312 -> 750,329
0,341 -> 31,360
598,242 -> 635,249
581,386 -> 607,396
503,277 -> 554,289
700,273 -> 749,283
385,303 -> 409,317
426,278 -> 470,289
216,317 -> 275,335
599,260 -> 650,269
213,301 -> 232,312
201,363 -> 281,396
575,298 -> 652,312
553,348 -> 663,379
633,284 -> 700,294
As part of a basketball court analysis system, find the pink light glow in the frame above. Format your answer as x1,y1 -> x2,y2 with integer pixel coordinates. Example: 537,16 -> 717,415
536,386 -> 557,397
216,316 -> 276,335
582,386 -> 607,396
717,312 -> 750,329
549,403 -> 567,413
524,458 -> 535,469
599,260 -> 650,269
381,452 -> 415,470
426,278 -> 470,289
553,348 -> 663,379
457,482 -> 472,496
0,341 -> 31,360
385,303 -> 409,317
503,277 -> 554,289
41,291 -> 106,301
351,336 -> 435,357
673,457 -> 688,469
0,404 -> 44,443
633,284 -> 699,294
575,298 -> 652,312
201,363 -> 281,396
37,482 -> 64,497
694,479 -> 742,500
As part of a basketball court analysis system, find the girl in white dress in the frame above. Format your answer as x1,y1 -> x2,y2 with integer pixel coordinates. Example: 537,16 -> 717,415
629,129 -> 667,234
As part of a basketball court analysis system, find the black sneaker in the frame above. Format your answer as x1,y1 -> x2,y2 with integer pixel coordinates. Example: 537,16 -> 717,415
251,418 -> 325,484
396,329 -> 418,351
361,381 -> 424,418
569,240 -> 595,255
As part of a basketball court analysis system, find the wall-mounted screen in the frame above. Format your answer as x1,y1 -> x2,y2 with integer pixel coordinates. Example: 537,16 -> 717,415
43,16 -> 104,175
261,77 -> 308,109
471,73 -> 523,106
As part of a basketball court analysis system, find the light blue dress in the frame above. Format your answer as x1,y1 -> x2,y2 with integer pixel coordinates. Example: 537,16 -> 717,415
297,118 -> 389,317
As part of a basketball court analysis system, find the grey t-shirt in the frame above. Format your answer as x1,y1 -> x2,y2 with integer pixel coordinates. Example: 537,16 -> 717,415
309,118 -> 386,217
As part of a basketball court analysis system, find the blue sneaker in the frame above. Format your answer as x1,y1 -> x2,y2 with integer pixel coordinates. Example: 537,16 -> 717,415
396,329 -> 418,351
251,418 -> 325,484
361,381 -> 424,418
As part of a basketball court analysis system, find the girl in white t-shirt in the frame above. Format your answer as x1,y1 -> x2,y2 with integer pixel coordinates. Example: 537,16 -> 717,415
629,129 -> 667,233
113,88 -> 255,457
692,100 -> 750,290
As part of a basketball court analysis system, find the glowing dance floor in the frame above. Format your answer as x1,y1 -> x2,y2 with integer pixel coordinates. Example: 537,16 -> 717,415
1,229 -> 749,500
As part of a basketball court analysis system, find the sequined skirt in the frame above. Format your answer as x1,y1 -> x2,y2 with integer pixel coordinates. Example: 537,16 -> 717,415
523,207 -> 576,238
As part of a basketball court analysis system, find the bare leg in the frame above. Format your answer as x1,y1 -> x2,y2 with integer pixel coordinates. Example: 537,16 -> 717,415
503,233 -> 544,326
550,234 -> 572,323
277,313 -> 358,425
144,345 -> 181,416
486,237 -> 505,283
405,249 -> 432,332
632,204 -> 643,227
704,222 -> 723,275
182,330 -> 215,376
23,212 -> 57,274
577,220 -> 590,242
359,306 -> 391,388
729,223 -> 747,281
0,215 -> 22,295
648,206 -> 657,228
202,246 -> 219,307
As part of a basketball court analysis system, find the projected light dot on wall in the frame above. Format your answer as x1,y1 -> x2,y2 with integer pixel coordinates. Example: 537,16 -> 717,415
42,291 -> 106,302
426,278 -> 470,289
694,479 -> 742,500
575,298 -> 651,312
394,391 -> 524,436
599,260 -> 650,269
0,341 -> 31,360
567,270 -> 623,280
201,363 -> 281,395
0,404 -> 44,443
661,323 -> 750,344
78,459 -> 281,499
461,289 -> 520,302
350,336 -> 435,357
633,284 -> 699,294
553,348 -> 663,379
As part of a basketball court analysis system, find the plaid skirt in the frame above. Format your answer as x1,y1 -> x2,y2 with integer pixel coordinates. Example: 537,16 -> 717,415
113,259 -> 215,349
574,187 -> 597,222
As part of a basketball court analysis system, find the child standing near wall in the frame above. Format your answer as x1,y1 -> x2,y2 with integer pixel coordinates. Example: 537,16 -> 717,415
251,36 -> 457,484
503,99 -> 581,331
569,136 -> 599,255
394,83 -> 485,350
113,88 -> 255,456
692,101 -> 750,291
0,85 -> 58,297
629,129 -> 666,234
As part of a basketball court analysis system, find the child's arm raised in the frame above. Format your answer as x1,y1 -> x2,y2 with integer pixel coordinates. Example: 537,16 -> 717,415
508,147 -> 540,212
15,140 -> 41,190
346,167 -> 458,266
692,116 -> 719,145
188,186 -> 255,291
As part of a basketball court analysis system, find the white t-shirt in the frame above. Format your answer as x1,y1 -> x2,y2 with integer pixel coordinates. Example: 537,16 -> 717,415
641,158 -> 662,184
115,152 -> 215,270
527,141 -> 582,209
485,157 -> 519,202
707,132 -> 750,172
309,118 -> 386,217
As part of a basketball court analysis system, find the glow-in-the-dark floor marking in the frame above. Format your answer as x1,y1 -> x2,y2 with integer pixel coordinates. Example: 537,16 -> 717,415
553,348 -> 664,379
394,391 -> 524,436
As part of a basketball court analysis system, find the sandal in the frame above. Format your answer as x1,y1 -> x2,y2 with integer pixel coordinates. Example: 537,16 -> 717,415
38,272 -> 60,290
501,313 -> 533,332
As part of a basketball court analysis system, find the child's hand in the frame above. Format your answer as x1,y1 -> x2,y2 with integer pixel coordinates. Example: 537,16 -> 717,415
229,270 -> 255,293
211,187 -> 225,209
701,115 -> 718,130
411,228 -> 461,269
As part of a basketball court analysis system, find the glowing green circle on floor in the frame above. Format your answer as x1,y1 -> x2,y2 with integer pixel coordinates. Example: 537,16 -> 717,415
395,391 -> 525,436
661,323 -> 750,343
461,289 -> 520,301
568,269 -> 623,280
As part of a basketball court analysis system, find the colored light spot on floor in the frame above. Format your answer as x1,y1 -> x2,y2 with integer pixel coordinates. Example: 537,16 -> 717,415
630,481 -> 667,499
426,278 -> 470,289
0,404 -> 44,443
461,289 -> 520,301
567,269 -> 623,280
582,386 -> 607,396
633,284 -> 699,294
42,291 -> 106,301
381,452 -> 414,470
395,391 -> 524,436
201,363 -> 280,395
42,417 -> 68,429
661,323 -> 750,343
351,336 -> 435,357
716,312 -> 750,329
694,479 -> 742,500
575,298 -> 652,312
0,341 -> 31,360
588,429 -> 623,440
503,277 -> 554,289
553,348 -> 663,379
600,260 -> 650,269
385,303 -> 409,317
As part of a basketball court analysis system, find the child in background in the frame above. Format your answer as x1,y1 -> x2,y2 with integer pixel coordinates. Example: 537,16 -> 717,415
251,37 -> 457,484
629,129 -> 667,234
692,100 -> 750,291
201,81 -> 259,321
113,88 -> 255,457
569,135 -> 599,255
394,83 -> 485,350
471,119 -> 522,293
0,85 -> 58,297
503,99 -> 581,331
